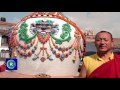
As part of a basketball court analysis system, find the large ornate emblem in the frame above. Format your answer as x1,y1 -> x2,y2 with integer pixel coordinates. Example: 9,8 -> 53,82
9,12 -> 86,63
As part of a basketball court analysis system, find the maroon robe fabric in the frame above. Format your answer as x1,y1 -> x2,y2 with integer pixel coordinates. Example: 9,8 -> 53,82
88,54 -> 120,78
0,64 -> 6,72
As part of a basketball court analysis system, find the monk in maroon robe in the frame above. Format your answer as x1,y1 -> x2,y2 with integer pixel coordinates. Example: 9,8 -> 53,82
88,54 -> 120,78
79,31 -> 120,78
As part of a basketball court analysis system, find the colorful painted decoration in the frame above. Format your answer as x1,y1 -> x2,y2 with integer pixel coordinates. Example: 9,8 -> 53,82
32,54 -> 39,60
18,21 -> 37,44
48,55 -> 53,61
13,51 -> 17,57
10,12 -> 86,63
50,23 -> 71,45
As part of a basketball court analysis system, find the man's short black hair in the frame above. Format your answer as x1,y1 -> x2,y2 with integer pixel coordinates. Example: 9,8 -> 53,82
95,31 -> 113,41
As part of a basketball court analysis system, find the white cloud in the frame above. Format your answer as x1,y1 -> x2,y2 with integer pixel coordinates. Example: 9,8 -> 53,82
63,12 -> 120,38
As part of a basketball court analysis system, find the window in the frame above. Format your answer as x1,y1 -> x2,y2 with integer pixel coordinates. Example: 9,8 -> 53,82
1,35 -> 8,46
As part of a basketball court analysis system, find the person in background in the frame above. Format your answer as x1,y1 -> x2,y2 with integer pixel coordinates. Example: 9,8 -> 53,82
79,31 -> 120,78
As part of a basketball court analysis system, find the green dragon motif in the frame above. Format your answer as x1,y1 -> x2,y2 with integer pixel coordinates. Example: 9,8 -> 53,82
50,23 -> 71,45
60,23 -> 71,39
19,21 -> 37,44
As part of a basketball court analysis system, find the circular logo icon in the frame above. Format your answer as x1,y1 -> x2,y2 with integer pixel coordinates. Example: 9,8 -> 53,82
7,59 -> 16,69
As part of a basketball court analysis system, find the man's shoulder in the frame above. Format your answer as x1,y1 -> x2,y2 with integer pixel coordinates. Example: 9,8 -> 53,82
83,54 -> 97,65
83,53 -> 97,61
84,53 -> 96,59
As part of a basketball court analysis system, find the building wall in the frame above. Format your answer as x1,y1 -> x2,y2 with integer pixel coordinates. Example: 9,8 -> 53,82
0,21 -> 15,59
0,35 -> 9,51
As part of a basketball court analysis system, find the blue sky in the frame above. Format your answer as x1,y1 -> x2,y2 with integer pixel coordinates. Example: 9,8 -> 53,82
0,12 -> 32,22
0,12 -> 120,38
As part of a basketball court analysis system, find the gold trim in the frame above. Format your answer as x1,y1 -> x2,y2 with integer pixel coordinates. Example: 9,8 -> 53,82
34,73 -> 51,78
